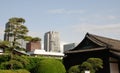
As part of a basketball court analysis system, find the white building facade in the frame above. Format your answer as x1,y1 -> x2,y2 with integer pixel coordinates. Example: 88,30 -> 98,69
44,31 -> 60,52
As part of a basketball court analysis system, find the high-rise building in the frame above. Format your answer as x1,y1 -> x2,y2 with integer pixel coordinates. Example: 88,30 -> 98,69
4,22 -> 13,41
44,31 -> 60,52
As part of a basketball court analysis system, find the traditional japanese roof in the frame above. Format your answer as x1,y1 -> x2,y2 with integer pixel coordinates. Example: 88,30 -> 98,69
86,33 -> 120,52
65,33 -> 120,58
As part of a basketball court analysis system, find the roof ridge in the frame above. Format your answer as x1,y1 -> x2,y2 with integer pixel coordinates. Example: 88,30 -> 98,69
88,33 -> 120,42
86,33 -> 112,48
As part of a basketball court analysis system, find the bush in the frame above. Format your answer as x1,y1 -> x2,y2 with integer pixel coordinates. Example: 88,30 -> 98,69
0,60 -> 23,69
34,58 -> 66,73
0,69 -> 30,73
0,55 -> 10,69
27,56 -> 43,72
81,58 -> 103,73
0,55 -> 10,64
68,65 -> 80,73
0,55 -> 30,70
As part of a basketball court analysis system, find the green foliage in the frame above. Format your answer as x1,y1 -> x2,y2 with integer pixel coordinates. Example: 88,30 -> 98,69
0,41 -> 11,53
0,55 -> 10,69
0,55 -> 10,63
81,62 -> 93,70
5,17 -> 28,48
81,62 -> 95,73
34,58 -> 66,73
24,36 -> 32,41
0,69 -> 30,73
24,36 -> 41,42
0,55 -> 30,70
0,55 -> 66,73
0,41 -> 10,48
0,60 -> 23,69
81,58 -> 103,73
86,58 -> 103,71
26,56 -> 42,72
68,58 -> 103,73
31,37 -> 41,42
68,65 -> 80,73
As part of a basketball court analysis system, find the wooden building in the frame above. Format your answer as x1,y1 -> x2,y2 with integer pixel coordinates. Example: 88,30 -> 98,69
63,33 -> 120,73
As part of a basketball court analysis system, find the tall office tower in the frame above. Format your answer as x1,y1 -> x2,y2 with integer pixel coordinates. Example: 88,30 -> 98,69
4,22 -> 13,42
44,31 -> 60,52
4,22 -> 27,49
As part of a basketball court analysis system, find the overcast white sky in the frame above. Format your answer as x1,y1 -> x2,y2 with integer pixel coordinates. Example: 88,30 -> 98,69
0,0 -> 120,48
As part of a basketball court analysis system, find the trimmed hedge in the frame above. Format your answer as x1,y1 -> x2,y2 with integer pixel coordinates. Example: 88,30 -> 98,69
0,55 -> 65,73
34,58 -> 66,73
0,69 -> 30,73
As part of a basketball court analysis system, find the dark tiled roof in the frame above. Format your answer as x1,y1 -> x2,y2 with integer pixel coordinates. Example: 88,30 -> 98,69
87,33 -> 120,52
65,33 -> 120,57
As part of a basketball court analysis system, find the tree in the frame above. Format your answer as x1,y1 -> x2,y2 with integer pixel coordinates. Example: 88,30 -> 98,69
86,58 -> 103,71
4,17 -> 29,69
31,37 -> 41,42
68,58 -> 103,73
4,17 -> 28,50
81,58 -> 103,73
0,40 -> 11,53
24,36 -> 41,42
68,65 -> 80,73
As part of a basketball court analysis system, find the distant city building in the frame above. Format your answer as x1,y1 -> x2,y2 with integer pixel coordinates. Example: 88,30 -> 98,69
26,41 -> 41,52
44,31 -> 60,52
4,22 -> 27,49
64,43 -> 78,52
4,22 -> 13,41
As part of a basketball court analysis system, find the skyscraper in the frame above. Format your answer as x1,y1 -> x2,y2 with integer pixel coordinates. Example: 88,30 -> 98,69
44,31 -> 60,52
4,22 -> 13,42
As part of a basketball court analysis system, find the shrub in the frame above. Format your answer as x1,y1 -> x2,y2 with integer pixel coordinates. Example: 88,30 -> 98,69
0,55 -> 30,70
86,58 -> 103,71
34,58 -> 66,73
81,58 -> 103,73
0,55 -> 10,64
0,69 -> 30,73
0,55 -> 10,69
27,56 -> 43,72
0,60 -> 23,69
68,65 -> 80,73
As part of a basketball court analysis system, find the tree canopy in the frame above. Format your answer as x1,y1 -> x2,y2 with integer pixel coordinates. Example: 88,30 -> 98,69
4,17 -> 28,48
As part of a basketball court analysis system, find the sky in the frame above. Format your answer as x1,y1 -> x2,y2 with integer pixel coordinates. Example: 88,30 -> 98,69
0,0 -> 120,48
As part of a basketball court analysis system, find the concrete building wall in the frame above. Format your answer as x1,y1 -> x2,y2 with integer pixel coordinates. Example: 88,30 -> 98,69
44,31 -> 60,52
